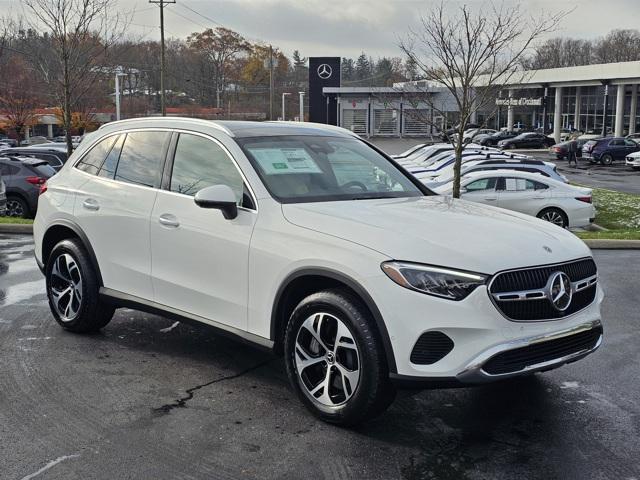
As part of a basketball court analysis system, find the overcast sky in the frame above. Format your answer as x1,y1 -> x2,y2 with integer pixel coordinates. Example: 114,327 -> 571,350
7,0 -> 640,59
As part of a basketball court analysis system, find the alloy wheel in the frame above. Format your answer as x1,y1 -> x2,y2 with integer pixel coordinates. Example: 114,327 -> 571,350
541,210 -> 565,227
6,199 -> 24,217
294,312 -> 360,407
49,253 -> 83,322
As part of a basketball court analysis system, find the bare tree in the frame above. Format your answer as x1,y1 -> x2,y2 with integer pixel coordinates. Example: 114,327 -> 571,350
0,55 -> 43,142
399,2 -> 566,198
23,0 -> 128,154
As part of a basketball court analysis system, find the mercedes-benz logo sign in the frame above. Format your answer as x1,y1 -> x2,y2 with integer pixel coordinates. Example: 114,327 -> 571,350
317,64 -> 333,80
547,271 -> 572,312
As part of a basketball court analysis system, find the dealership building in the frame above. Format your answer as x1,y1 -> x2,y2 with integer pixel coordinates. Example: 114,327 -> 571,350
313,60 -> 640,142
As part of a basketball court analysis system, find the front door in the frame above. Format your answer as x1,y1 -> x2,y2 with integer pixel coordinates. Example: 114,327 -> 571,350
461,177 -> 499,205
150,132 -> 257,330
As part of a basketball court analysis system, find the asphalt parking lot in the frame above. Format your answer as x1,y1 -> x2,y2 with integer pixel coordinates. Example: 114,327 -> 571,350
1,234 -> 639,480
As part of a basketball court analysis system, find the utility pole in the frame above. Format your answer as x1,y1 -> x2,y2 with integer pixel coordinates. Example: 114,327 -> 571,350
269,45 -> 274,120
298,91 -> 305,121
149,0 -> 175,116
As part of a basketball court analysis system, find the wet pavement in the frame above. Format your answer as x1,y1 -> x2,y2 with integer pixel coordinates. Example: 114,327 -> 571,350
1,234 -> 639,480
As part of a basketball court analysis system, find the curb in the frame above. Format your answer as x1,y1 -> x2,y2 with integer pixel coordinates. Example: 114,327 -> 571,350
0,223 -> 34,234
583,239 -> 640,249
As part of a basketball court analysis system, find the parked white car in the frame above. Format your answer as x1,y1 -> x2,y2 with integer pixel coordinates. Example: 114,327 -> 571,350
433,170 -> 595,228
625,151 -> 640,170
34,118 -> 603,425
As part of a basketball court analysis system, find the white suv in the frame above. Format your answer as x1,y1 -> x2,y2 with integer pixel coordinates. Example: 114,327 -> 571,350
34,118 -> 604,425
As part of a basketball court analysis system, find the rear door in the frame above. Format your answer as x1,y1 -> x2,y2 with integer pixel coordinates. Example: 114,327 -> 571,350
497,177 -> 549,215
74,130 -> 171,301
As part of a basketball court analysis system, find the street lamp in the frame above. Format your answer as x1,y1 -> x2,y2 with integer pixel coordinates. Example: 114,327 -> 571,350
298,91 -> 305,122
115,72 -> 128,121
281,92 -> 291,121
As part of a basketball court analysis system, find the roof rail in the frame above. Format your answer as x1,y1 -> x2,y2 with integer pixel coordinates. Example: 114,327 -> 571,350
98,116 -> 234,136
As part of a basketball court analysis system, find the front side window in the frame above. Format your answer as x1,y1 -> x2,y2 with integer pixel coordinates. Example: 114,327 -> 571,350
76,136 -> 118,175
237,135 -> 425,203
170,133 -> 244,203
114,131 -> 170,188
465,178 -> 497,192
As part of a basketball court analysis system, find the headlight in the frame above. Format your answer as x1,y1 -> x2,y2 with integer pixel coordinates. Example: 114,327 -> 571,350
381,261 -> 488,300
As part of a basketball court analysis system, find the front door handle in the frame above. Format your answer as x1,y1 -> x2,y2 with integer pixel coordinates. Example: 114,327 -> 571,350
159,213 -> 180,228
82,198 -> 100,211
484,197 -> 498,201
533,196 -> 545,200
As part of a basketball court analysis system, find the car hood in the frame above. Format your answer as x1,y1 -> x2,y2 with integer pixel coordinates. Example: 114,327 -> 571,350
282,196 -> 591,274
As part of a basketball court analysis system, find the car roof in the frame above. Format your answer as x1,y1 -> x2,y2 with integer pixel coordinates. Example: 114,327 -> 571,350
99,117 -> 359,139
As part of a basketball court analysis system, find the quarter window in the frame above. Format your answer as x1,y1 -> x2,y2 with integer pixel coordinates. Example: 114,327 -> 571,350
114,131 -> 169,188
170,133 -> 244,203
76,136 -> 118,175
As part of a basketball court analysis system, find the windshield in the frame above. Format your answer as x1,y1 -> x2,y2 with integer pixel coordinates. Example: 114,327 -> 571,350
237,135 -> 426,203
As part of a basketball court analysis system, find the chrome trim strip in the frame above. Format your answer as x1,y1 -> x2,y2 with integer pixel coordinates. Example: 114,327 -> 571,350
456,319 -> 602,384
99,287 -> 274,349
492,274 -> 598,302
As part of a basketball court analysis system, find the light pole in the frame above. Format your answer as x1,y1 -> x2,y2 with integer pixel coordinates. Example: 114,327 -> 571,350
281,92 -> 291,121
115,72 -> 127,121
298,91 -> 305,122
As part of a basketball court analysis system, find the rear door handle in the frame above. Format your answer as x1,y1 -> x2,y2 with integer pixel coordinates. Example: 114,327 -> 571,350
159,213 -> 180,228
484,197 -> 498,201
82,198 -> 100,211
533,196 -> 545,200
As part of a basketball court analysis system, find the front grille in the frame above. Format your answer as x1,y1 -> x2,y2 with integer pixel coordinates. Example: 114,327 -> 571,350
410,331 -> 454,365
483,326 -> 602,375
490,258 -> 597,321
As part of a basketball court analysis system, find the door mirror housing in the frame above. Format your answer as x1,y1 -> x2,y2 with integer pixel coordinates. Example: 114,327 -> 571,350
194,185 -> 238,220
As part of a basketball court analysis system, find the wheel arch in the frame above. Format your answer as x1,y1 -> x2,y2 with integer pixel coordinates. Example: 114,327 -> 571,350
42,220 -> 103,286
270,267 -> 397,374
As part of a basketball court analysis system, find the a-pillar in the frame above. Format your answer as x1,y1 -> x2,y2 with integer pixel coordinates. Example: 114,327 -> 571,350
615,84 -> 626,137
629,84 -> 638,135
574,86 -> 581,131
553,86 -> 563,143
506,90 -> 514,131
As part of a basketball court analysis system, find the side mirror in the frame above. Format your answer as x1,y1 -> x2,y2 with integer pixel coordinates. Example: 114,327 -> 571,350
194,185 -> 238,220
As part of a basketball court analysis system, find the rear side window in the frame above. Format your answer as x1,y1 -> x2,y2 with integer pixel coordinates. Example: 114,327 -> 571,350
76,136 -> 118,175
98,135 -> 125,179
114,131 -> 169,188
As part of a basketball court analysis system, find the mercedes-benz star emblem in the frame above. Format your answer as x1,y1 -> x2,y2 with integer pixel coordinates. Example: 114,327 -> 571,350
547,271 -> 572,312
317,64 -> 333,80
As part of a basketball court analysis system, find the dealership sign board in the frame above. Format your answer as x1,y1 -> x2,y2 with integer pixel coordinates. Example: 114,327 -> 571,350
495,97 -> 543,106
309,57 -> 341,125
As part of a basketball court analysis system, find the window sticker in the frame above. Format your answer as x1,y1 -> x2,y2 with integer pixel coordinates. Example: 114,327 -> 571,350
505,178 -> 527,191
251,148 -> 322,175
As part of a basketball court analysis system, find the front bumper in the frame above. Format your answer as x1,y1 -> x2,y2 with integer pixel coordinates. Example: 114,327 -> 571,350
626,157 -> 640,167
366,274 -> 604,383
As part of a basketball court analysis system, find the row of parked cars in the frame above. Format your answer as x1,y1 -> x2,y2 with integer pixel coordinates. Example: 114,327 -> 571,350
391,143 -> 594,229
0,144 -> 69,218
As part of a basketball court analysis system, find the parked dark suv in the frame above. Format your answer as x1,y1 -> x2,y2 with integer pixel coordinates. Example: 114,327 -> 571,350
1,146 -> 68,171
582,137 -> 640,165
0,156 -> 56,217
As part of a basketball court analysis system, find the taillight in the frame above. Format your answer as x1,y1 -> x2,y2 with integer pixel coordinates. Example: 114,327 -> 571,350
575,196 -> 592,203
553,147 -> 561,152
39,182 -> 48,195
26,176 -> 46,186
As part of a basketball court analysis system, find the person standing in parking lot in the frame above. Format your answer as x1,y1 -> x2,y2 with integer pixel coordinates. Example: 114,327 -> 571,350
567,133 -> 579,167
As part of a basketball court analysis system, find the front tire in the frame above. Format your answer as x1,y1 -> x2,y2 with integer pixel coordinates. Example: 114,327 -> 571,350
537,208 -> 568,228
600,154 -> 613,165
284,289 -> 395,426
45,239 -> 114,333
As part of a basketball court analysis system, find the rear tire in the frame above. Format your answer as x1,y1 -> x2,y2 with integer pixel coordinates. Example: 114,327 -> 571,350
45,238 -> 114,333
284,289 -> 396,426
537,208 -> 568,228
6,195 -> 30,218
